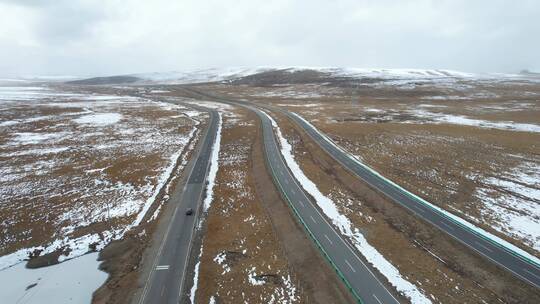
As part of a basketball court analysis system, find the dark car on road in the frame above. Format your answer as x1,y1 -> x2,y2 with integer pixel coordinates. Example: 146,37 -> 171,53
185,208 -> 194,215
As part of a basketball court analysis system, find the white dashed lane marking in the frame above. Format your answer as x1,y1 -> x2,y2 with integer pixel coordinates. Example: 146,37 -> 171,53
523,268 -> 540,280
324,234 -> 333,245
475,241 -> 493,253
345,259 -> 356,273
440,221 -> 455,231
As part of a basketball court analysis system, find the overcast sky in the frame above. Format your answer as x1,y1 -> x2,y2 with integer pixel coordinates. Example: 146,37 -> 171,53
1,0 -> 539,77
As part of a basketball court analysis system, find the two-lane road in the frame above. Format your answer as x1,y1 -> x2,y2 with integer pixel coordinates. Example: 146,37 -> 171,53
138,109 -> 219,304
286,111 -> 540,289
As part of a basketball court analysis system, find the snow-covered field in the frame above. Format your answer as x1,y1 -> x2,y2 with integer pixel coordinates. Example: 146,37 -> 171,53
106,66 -> 539,89
133,67 -> 273,84
344,107 -> 540,133
469,161 -> 540,251
0,85 -> 203,271
255,91 -> 323,99
0,252 -> 107,304
314,105 -> 540,134
408,109 -> 540,133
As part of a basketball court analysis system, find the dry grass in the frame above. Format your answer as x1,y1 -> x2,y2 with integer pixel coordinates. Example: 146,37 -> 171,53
0,85 -> 203,267
194,106 -> 302,303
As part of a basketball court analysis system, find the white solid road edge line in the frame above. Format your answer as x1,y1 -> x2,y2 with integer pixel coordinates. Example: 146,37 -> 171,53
373,294 -> 384,304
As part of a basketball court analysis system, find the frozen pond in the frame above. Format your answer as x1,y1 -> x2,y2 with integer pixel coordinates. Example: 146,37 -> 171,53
0,252 -> 107,304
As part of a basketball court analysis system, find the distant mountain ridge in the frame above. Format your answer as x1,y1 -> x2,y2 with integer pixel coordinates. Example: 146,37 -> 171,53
67,75 -> 141,85
65,67 -> 540,86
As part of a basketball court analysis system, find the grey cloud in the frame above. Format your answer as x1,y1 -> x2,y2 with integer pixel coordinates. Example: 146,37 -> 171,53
0,0 -> 539,77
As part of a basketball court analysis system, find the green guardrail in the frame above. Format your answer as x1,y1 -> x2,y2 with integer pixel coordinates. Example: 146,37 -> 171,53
260,125 -> 364,304
396,184 -> 540,269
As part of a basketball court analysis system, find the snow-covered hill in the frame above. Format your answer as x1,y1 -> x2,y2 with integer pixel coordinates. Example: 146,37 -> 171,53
136,67 -> 540,84
132,67 -> 273,84
66,67 -> 540,86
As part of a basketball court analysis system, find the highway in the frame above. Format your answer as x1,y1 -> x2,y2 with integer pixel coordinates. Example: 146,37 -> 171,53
252,106 -> 401,304
137,108 -> 219,304
178,86 -> 404,302
180,86 -> 540,296
286,111 -> 540,289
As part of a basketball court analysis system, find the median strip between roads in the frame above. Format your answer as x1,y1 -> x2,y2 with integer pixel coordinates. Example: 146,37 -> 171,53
259,109 -> 429,304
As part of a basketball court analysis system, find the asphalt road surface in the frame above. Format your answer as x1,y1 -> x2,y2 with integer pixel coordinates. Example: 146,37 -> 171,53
138,109 -> 219,304
253,106 -> 401,304
286,111 -> 540,289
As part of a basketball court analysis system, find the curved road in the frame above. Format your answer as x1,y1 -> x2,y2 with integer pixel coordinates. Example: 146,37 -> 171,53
137,108 -> 219,304
179,86 -> 404,302
286,111 -> 540,289
252,106 -> 401,304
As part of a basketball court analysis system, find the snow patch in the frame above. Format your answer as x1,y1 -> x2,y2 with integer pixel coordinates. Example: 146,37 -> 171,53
247,267 -> 265,286
134,67 -> 273,84
184,100 -> 235,112
213,251 -> 231,275
189,250 -> 203,303
0,252 -> 107,304
73,113 -> 123,126
203,113 -> 223,211
9,132 -> 69,145
0,87 -> 202,270
472,162 -> 540,251
410,109 -> 540,133
0,120 -> 18,127
131,125 -> 197,227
